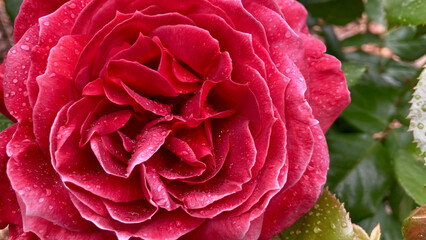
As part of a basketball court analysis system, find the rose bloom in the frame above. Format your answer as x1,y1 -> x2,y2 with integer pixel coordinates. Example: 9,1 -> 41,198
0,0 -> 349,239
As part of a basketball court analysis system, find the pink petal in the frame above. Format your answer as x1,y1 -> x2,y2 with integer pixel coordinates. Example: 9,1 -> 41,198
51,98 -> 144,202
0,125 -> 21,227
90,136 -> 127,177
71,193 -> 203,240
277,0 -> 350,132
150,24 -> 221,75
260,124 -> 329,239
126,123 -> 171,176
33,35 -> 88,154
26,0 -> 90,108
13,0 -> 68,42
106,59 -> 178,97
7,224 -> 39,240
3,26 -> 38,122
7,124 -> 97,232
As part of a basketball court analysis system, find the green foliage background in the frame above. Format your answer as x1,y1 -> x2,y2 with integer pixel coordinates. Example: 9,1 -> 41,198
297,0 -> 426,239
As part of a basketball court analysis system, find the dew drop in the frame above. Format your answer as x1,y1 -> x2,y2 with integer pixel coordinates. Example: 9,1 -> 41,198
341,222 -> 348,228
313,227 -> 322,233
415,95 -> 421,100
285,31 -> 291,38
43,21 -> 50,26
11,49 -> 16,54
39,198 -> 45,203
418,123 -> 424,129
20,45 -> 30,51
69,3 -> 77,9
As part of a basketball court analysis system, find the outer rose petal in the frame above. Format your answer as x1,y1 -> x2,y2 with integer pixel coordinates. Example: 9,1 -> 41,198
8,224 -> 39,240
14,0 -> 69,42
0,125 -> 20,228
0,63 -> 15,121
277,0 -> 351,132
260,124 -> 329,239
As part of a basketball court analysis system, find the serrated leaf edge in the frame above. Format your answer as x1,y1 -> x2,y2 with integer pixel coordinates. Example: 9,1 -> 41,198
407,64 -> 426,164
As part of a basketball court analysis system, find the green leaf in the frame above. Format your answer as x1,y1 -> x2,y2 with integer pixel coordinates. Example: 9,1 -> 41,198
341,34 -> 382,48
326,132 -> 393,221
369,224 -> 381,240
0,114 -> 13,132
341,62 -> 367,88
323,24 -> 344,60
358,205 -> 403,240
279,188 -> 356,240
345,52 -> 418,88
341,85 -> 398,133
402,205 -> 426,240
388,184 -> 417,223
300,0 -> 364,25
394,150 -> 426,205
384,26 -> 426,61
383,0 -> 426,25
352,224 -> 370,240
5,0 -> 23,22
384,127 -> 413,156
365,0 -> 387,26
341,53 -> 418,133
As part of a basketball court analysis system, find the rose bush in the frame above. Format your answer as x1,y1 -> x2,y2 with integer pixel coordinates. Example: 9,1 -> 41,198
0,0 -> 350,239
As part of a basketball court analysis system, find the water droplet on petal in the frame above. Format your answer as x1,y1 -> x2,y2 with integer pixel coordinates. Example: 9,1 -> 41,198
20,45 -> 30,51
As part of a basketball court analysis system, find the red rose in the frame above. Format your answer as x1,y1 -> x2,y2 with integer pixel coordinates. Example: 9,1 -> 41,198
0,0 -> 350,239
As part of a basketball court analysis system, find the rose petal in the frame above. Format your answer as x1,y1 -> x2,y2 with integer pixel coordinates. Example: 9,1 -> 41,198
260,124 -> 329,239
13,0 -> 69,42
0,125 -> 20,227
51,98 -> 144,202
7,224 -> 39,240
71,194 -> 203,240
106,59 -> 178,97
90,136 -> 127,177
7,125 -> 96,232
126,123 -> 171,176
3,26 -> 38,122
33,35 -> 88,155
